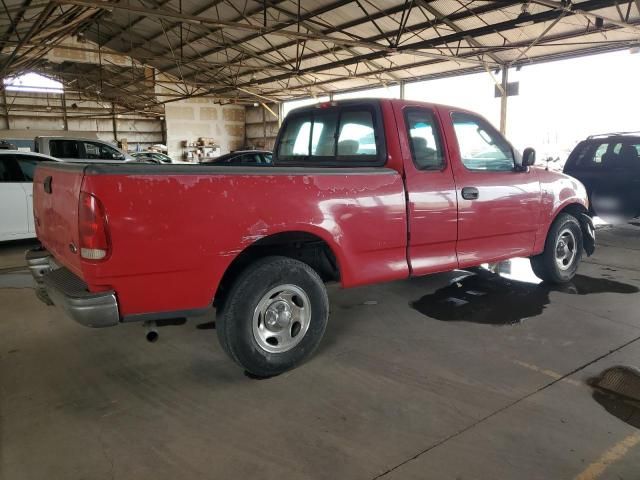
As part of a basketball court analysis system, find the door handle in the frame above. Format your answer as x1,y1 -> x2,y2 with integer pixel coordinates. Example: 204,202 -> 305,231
461,187 -> 479,200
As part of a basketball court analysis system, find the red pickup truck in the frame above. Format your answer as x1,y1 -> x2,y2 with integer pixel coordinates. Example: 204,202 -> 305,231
28,99 -> 594,376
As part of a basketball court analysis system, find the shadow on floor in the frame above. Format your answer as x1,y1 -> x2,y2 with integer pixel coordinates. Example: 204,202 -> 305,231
410,260 -> 638,325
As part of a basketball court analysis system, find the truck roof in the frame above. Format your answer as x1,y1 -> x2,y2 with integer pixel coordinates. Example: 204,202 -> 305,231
287,97 -> 462,115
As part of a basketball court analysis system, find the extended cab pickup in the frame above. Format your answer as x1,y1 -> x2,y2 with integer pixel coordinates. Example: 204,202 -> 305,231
28,99 -> 594,376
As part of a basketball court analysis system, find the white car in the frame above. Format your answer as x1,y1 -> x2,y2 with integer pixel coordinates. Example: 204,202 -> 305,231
0,150 -> 58,241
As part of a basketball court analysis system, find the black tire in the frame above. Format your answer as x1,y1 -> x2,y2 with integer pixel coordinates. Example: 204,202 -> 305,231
530,213 -> 583,283
216,256 -> 329,377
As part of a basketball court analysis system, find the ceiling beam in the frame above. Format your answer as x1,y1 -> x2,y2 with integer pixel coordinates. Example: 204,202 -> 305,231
254,19 -> 640,98
533,0 -> 640,32
0,1 -> 56,76
174,0 -> 520,83
119,0 -> 287,56
55,0 -> 498,86
205,0 -> 620,95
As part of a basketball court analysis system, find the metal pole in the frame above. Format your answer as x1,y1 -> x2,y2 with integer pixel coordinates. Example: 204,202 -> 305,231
262,106 -> 266,149
111,103 -> 118,142
499,66 -> 508,135
399,80 -> 405,100
61,89 -> 68,131
1,89 -> 10,130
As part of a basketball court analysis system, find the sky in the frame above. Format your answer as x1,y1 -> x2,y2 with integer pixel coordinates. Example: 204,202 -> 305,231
283,49 -> 640,161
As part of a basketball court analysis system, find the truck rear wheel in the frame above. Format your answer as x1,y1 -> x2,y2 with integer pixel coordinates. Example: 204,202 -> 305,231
530,213 -> 583,283
216,256 -> 329,377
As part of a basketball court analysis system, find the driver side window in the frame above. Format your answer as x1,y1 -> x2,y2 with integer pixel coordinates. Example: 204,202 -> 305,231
83,141 -> 123,160
452,112 -> 514,172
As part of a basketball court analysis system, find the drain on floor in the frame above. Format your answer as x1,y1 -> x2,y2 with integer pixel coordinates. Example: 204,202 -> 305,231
589,366 -> 640,429
410,260 -> 639,325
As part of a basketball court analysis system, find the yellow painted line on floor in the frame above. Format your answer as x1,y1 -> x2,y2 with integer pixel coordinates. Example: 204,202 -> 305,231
574,432 -> 640,480
512,360 -> 581,387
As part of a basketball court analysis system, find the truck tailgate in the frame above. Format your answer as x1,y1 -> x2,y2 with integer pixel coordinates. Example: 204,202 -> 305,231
33,163 -> 85,276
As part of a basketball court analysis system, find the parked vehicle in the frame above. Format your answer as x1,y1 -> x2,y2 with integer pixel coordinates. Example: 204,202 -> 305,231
0,151 -> 57,241
27,99 -> 594,376
131,151 -> 186,164
203,150 -> 273,166
0,140 -> 17,150
564,132 -> 640,221
34,136 -> 133,162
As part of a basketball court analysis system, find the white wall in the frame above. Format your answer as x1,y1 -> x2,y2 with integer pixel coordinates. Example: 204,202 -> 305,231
163,97 -> 246,160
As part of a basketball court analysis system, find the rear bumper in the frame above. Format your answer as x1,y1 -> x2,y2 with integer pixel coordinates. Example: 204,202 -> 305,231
26,248 -> 119,328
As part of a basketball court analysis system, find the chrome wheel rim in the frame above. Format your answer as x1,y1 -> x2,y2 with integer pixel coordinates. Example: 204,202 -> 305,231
252,284 -> 311,354
555,228 -> 577,271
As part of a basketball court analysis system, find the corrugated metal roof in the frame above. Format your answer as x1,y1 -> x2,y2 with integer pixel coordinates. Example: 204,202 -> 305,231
1,0 -> 638,109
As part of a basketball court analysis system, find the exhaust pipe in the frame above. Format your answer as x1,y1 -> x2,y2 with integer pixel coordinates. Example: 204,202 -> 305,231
144,321 -> 159,343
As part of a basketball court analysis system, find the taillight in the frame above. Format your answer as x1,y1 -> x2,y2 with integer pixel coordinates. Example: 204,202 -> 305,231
78,192 -> 110,261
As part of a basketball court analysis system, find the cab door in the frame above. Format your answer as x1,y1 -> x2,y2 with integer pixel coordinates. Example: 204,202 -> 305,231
0,155 -> 29,240
442,110 -> 541,267
393,103 -> 458,275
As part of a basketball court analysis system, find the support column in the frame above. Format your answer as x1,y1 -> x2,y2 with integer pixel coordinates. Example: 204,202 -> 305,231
61,89 -> 68,131
111,103 -> 118,142
499,66 -> 508,135
262,105 -> 267,148
2,89 -> 10,130
161,116 -> 167,145
399,80 -> 405,100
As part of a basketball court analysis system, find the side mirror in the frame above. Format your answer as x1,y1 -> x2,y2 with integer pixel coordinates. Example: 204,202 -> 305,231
522,147 -> 536,167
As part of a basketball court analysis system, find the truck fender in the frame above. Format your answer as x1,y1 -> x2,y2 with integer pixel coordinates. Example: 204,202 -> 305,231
578,213 -> 595,257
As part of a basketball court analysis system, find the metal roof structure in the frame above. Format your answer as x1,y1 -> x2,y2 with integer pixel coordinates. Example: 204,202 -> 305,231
1,0 -> 639,112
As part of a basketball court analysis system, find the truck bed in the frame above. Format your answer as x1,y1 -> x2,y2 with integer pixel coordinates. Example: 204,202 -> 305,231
33,162 -> 409,318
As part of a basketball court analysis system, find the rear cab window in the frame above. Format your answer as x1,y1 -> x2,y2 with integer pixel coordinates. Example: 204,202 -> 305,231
49,139 -> 80,159
275,101 -> 386,167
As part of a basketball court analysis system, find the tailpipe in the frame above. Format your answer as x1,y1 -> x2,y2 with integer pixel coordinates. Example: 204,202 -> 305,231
144,321 -> 159,343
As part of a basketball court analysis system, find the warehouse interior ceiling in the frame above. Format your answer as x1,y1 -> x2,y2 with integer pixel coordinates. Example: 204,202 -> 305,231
1,0 -> 640,111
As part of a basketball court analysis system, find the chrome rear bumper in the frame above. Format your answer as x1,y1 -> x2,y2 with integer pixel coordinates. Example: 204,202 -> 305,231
26,248 -> 119,328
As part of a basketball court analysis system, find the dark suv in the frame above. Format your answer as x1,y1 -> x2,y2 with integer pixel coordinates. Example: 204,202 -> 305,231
564,132 -> 640,220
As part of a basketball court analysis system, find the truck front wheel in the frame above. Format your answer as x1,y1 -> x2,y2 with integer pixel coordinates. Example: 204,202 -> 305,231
216,256 -> 329,377
530,213 -> 583,283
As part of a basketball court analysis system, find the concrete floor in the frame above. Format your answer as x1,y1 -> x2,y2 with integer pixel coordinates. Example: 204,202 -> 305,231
2,226 -> 640,480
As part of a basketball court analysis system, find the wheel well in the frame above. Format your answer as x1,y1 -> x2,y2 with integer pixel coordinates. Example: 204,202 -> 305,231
213,231 -> 340,308
558,202 -> 588,220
